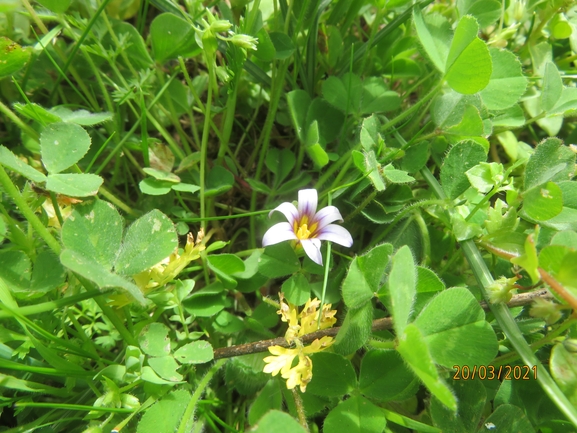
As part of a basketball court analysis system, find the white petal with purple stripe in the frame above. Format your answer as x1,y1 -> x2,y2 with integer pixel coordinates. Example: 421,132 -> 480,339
262,222 -> 298,246
316,224 -> 353,247
298,189 -> 318,218
301,238 -> 323,266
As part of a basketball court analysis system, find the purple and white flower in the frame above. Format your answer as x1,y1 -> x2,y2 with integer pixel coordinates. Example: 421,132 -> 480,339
262,189 -> 353,265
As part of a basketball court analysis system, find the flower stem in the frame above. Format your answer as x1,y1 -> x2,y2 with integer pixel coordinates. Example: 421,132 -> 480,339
319,242 -> 332,328
292,388 -> 309,431
344,190 -> 377,223
93,295 -> 138,347
177,359 -> 226,433
316,150 -> 353,191
249,59 -> 289,247
319,194 -> 333,328
200,61 -> 215,230
539,269 -> 577,311
217,81 -> 238,164
369,199 -> 445,250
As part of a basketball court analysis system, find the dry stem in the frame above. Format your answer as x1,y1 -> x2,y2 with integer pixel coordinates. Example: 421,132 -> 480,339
213,290 -> 552,360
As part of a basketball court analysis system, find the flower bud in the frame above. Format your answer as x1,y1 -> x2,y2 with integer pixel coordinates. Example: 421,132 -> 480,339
487,276 -> 517,304
512,0 -> 525,22
529,297 -> 562,325
121,393 -> 141,409
215,66 -> 232,83
210,19 -> 232,33
229,34 -> 258,50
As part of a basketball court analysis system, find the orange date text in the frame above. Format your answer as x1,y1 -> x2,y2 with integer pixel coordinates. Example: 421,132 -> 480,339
452,365 -> 537,380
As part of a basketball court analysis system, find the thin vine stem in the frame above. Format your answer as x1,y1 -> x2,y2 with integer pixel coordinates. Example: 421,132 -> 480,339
176,359 -> 226,433
249,59 -> 290,247
200,60 -> 215,230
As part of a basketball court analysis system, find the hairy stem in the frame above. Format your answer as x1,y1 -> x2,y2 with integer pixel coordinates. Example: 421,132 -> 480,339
292,388 -> 309,431
177,359 -> 226,433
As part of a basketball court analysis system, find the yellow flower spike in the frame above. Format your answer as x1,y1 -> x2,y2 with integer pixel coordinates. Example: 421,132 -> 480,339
263,347 -> 299,377
263,294 -> 337,392
302,336 -> 334,354
284,355 -> 313,393
109,231 -> 207,307
299,298 -> 337,336
135,232 -> 206,291
278,293 -> 301,343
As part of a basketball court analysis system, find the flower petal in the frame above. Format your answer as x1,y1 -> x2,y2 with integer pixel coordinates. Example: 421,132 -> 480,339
262,222 -> 298,247
303,336 -> 335,354
316,224 -> 353,247
263,351 -> 297,376
269,202 -> 299,224
301,238 -> 323,266
314,205 -> 344,230
298,189 -> 318,218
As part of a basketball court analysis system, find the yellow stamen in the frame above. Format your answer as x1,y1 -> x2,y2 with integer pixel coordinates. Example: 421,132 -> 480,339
296,223 -> 311,240
294,215 -> 318,241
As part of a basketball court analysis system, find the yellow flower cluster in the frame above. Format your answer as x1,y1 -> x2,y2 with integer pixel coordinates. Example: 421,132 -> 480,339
132,230 -> 206,293
263,293 -> 337,392
109,230 -> 206,307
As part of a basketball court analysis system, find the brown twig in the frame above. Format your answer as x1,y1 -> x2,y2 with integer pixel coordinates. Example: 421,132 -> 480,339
480,240 -> 577,310
479,289 -> 552,309
539,269 -> 577,311
213,291 -> 552,360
